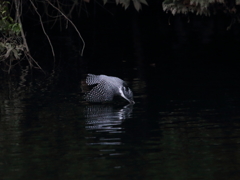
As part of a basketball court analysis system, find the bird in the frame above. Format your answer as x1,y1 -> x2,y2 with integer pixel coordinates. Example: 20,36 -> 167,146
82,74 -> 135,104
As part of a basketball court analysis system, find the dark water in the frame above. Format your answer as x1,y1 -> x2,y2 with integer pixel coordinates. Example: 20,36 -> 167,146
2,5 -> 240,178
1,64 -> 240,180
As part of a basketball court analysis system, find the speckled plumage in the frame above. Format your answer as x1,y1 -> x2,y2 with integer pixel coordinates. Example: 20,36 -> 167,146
84,74 -> 134,104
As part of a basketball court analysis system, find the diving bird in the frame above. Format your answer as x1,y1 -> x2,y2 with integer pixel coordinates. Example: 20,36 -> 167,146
82,74 -> 135,104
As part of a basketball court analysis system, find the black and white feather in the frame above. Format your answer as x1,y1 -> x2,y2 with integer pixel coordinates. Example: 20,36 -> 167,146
83,74 -> 134,104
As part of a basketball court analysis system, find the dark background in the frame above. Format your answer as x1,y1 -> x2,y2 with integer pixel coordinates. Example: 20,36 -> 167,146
19,0 -> 240,88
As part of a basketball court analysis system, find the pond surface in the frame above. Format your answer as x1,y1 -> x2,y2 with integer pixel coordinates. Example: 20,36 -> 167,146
1,65 -> 240,180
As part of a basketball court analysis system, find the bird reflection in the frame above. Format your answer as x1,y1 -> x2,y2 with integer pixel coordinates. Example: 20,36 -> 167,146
84,104 -> 133,148
84,104 -> 133,133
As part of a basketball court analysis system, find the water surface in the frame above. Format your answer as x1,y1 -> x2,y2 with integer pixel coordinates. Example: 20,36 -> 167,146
1,68 -> 240,180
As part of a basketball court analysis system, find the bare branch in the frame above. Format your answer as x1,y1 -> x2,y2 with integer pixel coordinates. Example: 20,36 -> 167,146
29,0 -> 56,60
14,0 -> 29,53
46,0 -> 85,56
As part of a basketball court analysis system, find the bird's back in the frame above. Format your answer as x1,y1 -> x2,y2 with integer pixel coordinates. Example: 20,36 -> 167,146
82,74 -> 134,104
84,74 -> 122,102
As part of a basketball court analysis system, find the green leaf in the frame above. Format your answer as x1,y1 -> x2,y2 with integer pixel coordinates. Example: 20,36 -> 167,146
139,0 -> 148,5
133,0 -> 141,11
12,49 -> 20,59
3,1 -> 10,5
120,0 -> 130,9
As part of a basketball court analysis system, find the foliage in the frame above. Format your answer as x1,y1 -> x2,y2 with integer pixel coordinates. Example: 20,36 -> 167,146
0,1 -> 21,35
162,0 -> 240,16
0,0 -> 24,72
0,0 -> 149,73
103,0 -> 148,11
0,39 -> 23,61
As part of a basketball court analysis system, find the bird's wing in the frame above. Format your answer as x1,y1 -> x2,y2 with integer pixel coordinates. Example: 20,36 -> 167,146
84,80 -> 114,102
86,74 -> 102,85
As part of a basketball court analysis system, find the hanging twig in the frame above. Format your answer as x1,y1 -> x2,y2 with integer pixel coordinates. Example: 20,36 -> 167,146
14,0 -> 43,72
29,0 -> 55,61
46,0 -> 85,56
67,1 -> 77,18
14,0 -> 29,53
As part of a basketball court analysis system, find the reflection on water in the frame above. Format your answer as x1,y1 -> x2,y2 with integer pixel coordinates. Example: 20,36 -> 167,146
84,104 -> 133,160
85,104 -> 133,132
1,70 -> 240,179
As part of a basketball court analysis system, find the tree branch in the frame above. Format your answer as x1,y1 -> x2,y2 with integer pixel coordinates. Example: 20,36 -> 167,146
29,0 -> 56,60
46,0 -> 86,56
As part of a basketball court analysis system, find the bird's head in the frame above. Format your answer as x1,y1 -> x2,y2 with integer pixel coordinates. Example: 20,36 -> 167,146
120,85 -> 135,104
